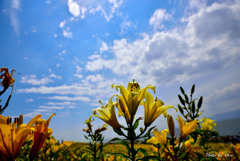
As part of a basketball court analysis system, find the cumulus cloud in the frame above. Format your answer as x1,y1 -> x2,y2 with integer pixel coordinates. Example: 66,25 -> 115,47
86,1 -> 240,85
188,0 -> 207,11
149,8 -> 171,30
20,74 -> 61,85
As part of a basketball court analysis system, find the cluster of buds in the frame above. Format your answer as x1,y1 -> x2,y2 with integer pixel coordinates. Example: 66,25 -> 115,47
177,84 -> 203,122
83,117 -> 107,161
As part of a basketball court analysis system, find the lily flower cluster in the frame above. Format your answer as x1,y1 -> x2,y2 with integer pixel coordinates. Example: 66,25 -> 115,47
200,117 -> 217,131
91,80 -> 176,160
91,79 -> 176,134
0,113 -> 55,161
147,115 -> 201,160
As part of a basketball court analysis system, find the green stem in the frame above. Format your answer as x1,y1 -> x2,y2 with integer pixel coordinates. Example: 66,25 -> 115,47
130,137 -> 135,161
130,114 -> 135,161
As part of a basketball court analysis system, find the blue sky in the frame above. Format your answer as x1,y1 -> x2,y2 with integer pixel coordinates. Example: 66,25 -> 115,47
1,0 -> 240,141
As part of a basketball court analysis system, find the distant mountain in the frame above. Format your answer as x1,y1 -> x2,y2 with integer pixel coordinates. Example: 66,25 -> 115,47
211,109 -> 240,121
214,118 -> 240,136
173,117 -> 240,137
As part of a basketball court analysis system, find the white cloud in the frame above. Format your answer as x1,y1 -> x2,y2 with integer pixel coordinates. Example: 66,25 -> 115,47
59,20 -> 66,28
45,96 -> 90,102
47,102 -> 77,109
20,74 -> 61,85
56,63 -> 61,68
213,83 -> 240,98
68,0 -> 81,17
86,1 -> 240,85
120,17 -> 136,34
10,0 -> 20,35
23,109 -> 53,117
63,30 -> 73,38
67,0 -> 122,21
74,65 -> 83,79
26,98 -> 34,102
18,75 -> 121,106
188,0 -> 207,11
205,83 -> 240,117
47,101 -> 74,106
49,74 -> 62,80
99,41 -> 109,53
11,0 -> 20,9
39,105 -> 65,110
149,8 -> 171,30
88,54 -> 101,60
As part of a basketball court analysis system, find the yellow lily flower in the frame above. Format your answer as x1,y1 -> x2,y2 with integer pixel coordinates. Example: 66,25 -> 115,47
0,114 -> 41,161
92,95 -> 121,130
141,92 -> 176,127
146,128 -> 169,147
0,67 -> 15,91
200,117 -> 217,131
112,80 -> 155,121
29,113 -> 55,160
177,116 -> 197,140
184,137 -> 206,160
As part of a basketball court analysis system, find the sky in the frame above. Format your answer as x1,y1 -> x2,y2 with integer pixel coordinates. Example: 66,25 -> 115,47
0,0 -> 240,142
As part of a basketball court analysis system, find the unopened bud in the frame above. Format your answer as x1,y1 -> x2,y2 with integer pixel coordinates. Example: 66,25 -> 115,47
167,115 -> 175,138
92,109 -> 97,115
18,114 -> 23,126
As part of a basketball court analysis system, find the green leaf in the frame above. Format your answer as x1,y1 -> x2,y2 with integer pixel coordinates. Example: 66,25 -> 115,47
136,148 -> 148,157
178,95 -> 185,106
180,86 -> 185,94
119,140 -> 131,152
108,137 -> 121,143
84,135 -> 88,140
110,153 -> 130,160
133,117 -> 142,130
191,84 -> 195,95
197,96 -> 203,109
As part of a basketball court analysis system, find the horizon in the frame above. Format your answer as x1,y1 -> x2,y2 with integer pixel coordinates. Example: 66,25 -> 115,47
1,0 -> 240,142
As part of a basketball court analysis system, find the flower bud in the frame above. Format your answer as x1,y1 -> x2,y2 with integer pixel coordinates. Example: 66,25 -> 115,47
167,115 -> 175,138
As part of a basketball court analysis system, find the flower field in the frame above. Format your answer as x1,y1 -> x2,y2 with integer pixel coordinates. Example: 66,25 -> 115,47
1,67 -> 240,161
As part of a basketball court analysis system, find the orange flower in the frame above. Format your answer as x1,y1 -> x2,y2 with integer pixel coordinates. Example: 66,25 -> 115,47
29,113 -> 55,160
0,67 -> 15,91
0,114 -> 41,161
